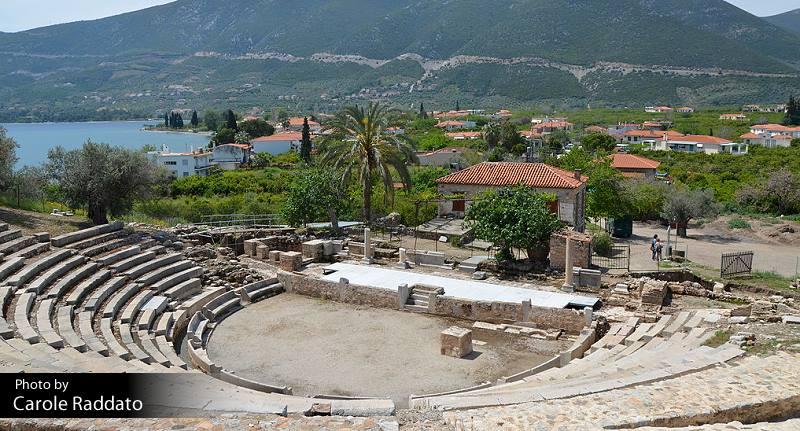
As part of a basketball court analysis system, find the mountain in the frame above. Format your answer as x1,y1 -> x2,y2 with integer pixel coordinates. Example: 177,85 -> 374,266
765,9 -> 800,36
2,0 -> 800,121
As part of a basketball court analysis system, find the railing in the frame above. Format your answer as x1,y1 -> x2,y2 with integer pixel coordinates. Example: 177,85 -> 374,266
592,244 -> 630,272
721,251 -> 754,278
195,214 -> 284,229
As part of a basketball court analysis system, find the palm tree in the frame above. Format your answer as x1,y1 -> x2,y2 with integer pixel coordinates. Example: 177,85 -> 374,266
482,122 -> 501,150
320,102 -> 417,223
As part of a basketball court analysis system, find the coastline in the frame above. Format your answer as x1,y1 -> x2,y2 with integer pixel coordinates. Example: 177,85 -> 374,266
141,128 -> 213,137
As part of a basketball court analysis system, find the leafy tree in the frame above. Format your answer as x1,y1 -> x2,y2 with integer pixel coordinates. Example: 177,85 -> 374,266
320,102 -> 417,223
661,187 -> 719,237
0,127 -> 19,191
416,132 -> 451,151
203,109 -> 221,131
792,138 -> 800,148
410,166 -> 449,192
300,117 -> 312,163
46,141 -> 167,224
234,131 -> 251,145
190,111 -> 199,127
282,168 -> 349,230
14,166 -> 48,208
499,121 -> 522,151
784,95 -> 800,126
586,161 -> 628,219
623,179 -> 669,221
487,148 -> 506,162
465,185 -> 563,264
736,169 -> 800,215
555,146 -> 592,172
581,133 -> 617,153
211,128 -> 235,146
251,152 -> 273,169
174,113 -> 184,128
482,123 -> 501,150
141,144 -> 157,153
545,130 -> 570,155
240,119 -> 274,138
224,109 -> 238,131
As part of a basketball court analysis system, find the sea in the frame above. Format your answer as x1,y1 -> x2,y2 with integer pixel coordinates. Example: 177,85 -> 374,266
1,121 -> 211,167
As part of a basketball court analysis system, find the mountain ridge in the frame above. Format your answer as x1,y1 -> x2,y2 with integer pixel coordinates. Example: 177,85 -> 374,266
765,8 -> 800,36
2,0 -> 800,121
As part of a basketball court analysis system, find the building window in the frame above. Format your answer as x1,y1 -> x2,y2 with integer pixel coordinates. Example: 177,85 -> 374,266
452,200 -> 465,212
183,172 -> 190,177
164,161 -> 177,166
182,159 -> 189,166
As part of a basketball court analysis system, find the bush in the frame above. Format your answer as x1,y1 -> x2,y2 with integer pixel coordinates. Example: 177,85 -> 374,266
592,231 -> 613,257
727,218 -> 751,230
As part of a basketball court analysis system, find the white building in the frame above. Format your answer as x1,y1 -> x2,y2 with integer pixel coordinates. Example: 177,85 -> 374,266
250,132 -> 302,155
749,124 -> 800,139
658,135 -> 747,155
149,149 -> 213,178
212,144 -> 251,170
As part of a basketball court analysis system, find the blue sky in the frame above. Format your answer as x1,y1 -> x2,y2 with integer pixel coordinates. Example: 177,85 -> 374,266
1,0 -> 798,32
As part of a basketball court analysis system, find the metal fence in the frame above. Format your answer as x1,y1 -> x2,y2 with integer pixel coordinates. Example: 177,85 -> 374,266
721,251 -> 754,278
592,244 -> 630,272
196,214 -> 284,228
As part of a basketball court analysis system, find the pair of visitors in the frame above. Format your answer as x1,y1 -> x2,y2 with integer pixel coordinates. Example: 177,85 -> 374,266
650,235 -> 663,261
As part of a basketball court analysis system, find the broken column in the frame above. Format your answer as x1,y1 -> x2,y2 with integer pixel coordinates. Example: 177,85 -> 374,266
396,248 -> 410,269
440,326 -> 473,358
362,227 -> 373,264
562,237 -> 575,292
279,251 -> 302,272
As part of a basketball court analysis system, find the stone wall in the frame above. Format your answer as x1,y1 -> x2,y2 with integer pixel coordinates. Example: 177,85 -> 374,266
431,296 -> 586,334
277,272 -> 399,309
549,230 -> 592,271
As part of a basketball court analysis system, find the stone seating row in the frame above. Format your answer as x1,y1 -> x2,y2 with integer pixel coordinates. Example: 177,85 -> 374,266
3,238 -> 47,257
26,254 -> 86,295
5,249 -> 75,287
46,261 -> 98,300
51,221 -> 123,247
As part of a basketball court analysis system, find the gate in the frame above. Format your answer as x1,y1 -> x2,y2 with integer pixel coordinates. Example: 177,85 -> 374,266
721,251 -> 753,278
592,244 -> 630,272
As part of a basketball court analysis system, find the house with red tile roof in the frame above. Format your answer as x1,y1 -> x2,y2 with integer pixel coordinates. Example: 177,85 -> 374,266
446,131 -> 482,140
285,117 -> 321,133
531,121 -> 574,135
250,131 -> 302,155
661,134 -> 747,154
740,132 -> 793,148
148,149 -> 213,178
750,124 -> 800,139
435,162 -> 587,231
608,154 -> 661,179
719,113 -> 747,121
435,120 -> 477,130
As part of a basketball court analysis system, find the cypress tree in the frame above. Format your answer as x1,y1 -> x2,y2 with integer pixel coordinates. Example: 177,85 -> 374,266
455,99 -> 460,111
418,102 -> 427,119
164,112 -> 169,128
784,95 -> 800,126
225,109 -> 238,131
300,117 -> 312,163
190,111 -> 198,127
176,113 -> 184,128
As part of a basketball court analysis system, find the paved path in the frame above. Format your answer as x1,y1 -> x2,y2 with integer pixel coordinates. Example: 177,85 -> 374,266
322,263 -> 599,309
625,223 -> 800,278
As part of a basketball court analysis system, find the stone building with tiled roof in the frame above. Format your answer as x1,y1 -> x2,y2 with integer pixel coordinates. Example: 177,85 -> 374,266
608,153 -> 661,179
435,162 -> 587,231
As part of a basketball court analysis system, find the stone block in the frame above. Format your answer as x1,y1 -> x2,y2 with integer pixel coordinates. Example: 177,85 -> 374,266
279,251 -> 303,272
641,279 -> 669,306
730,304 -> 752,317
256,245 -> 269,260
549,231 -> 592,271
244,239 -> 261,257
269,250 -> 281,262
782,315 -> 800,324
302,240 -> 325,261
33,232 -> 50,243
440,326 -> 473,358
575,267 -> 601,288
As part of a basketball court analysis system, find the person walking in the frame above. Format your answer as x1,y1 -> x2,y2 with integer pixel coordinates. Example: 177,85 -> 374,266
655,239 -> 663,261
650,234 -> 658,261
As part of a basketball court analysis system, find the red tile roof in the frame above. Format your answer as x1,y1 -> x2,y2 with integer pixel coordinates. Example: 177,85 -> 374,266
436,162 -> 586,189
672,135 -> 732,144
421,146 -> 469,156
609,154 -> 661,170
436,120 -> 467,128
623,130 -> 684,139
739,133 -> 760,139
446,131 -> 482,139
251,132 -> 302,142
216,143 -> 251,149
287,117 -> 320,127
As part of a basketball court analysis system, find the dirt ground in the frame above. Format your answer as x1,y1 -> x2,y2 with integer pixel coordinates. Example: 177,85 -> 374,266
207,293 -> 566,407
624,218 -> 800,278
0,206 -> 89,236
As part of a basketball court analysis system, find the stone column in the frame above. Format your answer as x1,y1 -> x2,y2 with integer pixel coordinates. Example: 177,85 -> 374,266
583,306 -> 593,326
362,228 -> 373,264
562,237 -> 575,292
396,248 -> 410,269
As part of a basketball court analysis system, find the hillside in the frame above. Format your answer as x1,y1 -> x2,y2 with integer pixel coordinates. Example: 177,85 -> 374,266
765,9 -> 800,36
2,0 -> 800,121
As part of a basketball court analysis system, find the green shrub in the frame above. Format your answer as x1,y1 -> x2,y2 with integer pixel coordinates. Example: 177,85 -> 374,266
592,231 -> 613,257
727,218 -> 751,230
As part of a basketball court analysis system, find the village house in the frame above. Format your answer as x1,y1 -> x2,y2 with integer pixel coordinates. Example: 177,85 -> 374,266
608,153 -> 661,179
385,127 -> 405,135
739,132 -> 794,148
742,104 -> 787,113
656,134 -> 748,155
435,162 -> 587,231
675,107 -> 695,114
719,113 -> 747,121
621,129 -> 684,144
433,110 -> 471,119
645,106 -> 673,113
446,131 -> 482,140
250,131 -> 302,155
284,117 -> 321,133
487,109 -> 512,120
750,124 -> 800,139
531,120 -> 574,135
211,143 -> 251,170
435,120 -> 477,131
149,149 -> 213,178
417,147 -> 472,170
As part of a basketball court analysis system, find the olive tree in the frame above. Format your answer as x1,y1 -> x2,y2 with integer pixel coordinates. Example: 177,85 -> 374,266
281,168 -> 350,231
465,185 -> 563,264
661,187 -> 719,237
0,127 -> 18,191
47,141 -> 168,225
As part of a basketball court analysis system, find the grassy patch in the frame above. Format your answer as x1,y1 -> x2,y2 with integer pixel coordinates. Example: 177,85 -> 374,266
704,330 -> 732,348
727,218 -> 751,230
